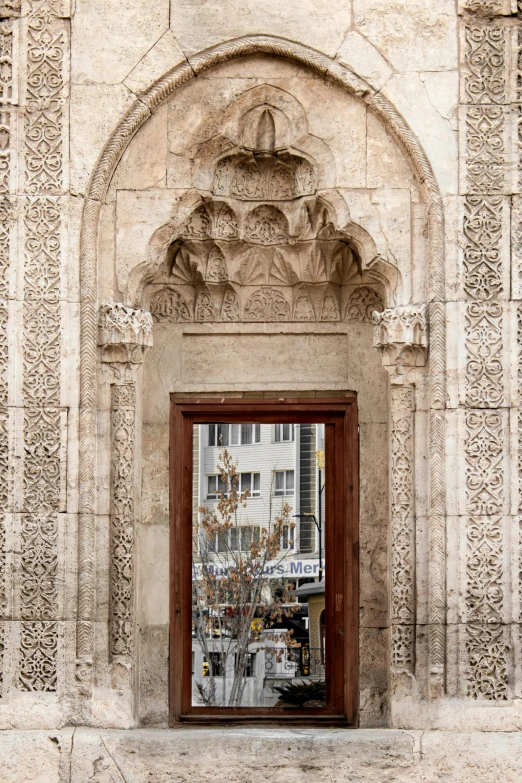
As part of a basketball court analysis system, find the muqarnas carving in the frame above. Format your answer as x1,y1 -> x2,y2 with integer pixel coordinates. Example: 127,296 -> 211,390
146,105 -> 391,323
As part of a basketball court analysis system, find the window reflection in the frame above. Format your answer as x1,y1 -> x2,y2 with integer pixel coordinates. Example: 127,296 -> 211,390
192,422 -> 326,708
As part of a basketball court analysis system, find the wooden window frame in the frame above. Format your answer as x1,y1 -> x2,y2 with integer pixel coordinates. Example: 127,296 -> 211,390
169,397 -> 359,725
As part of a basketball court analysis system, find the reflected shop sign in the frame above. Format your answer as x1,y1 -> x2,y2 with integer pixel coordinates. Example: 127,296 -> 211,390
193,560 -> 322,579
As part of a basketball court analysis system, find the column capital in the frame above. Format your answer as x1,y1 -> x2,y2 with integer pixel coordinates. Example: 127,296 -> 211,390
98,302 -> 153,373
372,305 -> 428,375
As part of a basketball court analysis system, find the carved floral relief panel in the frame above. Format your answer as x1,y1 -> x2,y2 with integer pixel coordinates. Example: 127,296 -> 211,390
19,0 -> 66,695
461,11 -> 510,701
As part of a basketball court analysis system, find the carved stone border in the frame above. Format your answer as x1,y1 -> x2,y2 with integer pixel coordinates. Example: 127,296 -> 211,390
77,35 -> 446,693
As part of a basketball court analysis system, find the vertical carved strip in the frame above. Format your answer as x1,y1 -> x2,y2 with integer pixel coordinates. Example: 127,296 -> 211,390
462,14 -> 508,700
428,411 -> 446,682
77,198 -> 100,687
516,408 -> 522,672
19,0 -> 64,694
24,0 -> 64,195
464,410 -> 507,698
110,384 -> 136,659
390,384 -> 415,672
0,18 -> 13,700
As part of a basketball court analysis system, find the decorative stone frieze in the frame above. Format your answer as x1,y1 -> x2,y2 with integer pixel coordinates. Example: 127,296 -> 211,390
372,306 -> 428,370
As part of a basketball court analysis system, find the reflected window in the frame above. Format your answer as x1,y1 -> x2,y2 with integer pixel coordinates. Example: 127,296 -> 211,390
208,423 -> 261,446
274,469 -> 294,496
275,423 -> 294,442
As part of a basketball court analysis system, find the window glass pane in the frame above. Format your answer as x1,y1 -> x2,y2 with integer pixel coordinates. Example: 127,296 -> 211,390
193,421 -> 326,710
208,424 -> 216,447
217,530 -> 228,553
241,424 -> 252,444
217,423 -> 229,446
286,470 -> 294,492
240,526 -> 252,551
230,527 -> 239,551
275,471 -> 284,494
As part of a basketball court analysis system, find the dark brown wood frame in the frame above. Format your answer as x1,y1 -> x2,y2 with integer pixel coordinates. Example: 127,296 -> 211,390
169,397 -> 359,725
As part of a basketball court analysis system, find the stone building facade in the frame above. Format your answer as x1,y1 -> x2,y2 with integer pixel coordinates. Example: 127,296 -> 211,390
3,0 -> 522,779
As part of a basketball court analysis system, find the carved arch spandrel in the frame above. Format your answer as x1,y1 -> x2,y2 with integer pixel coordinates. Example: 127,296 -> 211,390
79,36 -> 445,697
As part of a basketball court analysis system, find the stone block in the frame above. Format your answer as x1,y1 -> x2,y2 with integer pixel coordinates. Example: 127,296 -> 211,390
336,31 -> 393,91
124,29 -> 187,96
107,103 -> 168,202
353,0 -> 458,73
138,625 -> 169,726
137,524 -> 169,626
115,189 -> 177,298
70,85 -> 138,197
171,0 -> 352,58
359,518 -> 388,628
384,72 -> 458,198
141,422 -> 169,527
72,0 -> 170,85
366,112 -> 416,190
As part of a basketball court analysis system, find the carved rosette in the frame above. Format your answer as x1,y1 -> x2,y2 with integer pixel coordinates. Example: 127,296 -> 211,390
99,303 -> 152,665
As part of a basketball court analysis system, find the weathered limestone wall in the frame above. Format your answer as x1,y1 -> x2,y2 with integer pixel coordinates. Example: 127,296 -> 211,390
1,0 -> 522,767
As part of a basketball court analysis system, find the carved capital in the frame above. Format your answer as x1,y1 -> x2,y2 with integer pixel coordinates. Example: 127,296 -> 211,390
98,303 -> 153,369
460,0 -> 505,16
0,1 -> 21,16
372,305 -> 428,370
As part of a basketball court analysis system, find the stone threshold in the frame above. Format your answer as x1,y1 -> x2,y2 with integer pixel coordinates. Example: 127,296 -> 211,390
1,728 -> 522,782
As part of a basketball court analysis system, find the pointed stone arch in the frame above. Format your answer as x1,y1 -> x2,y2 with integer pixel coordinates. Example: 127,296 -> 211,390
78,35 -> 446,701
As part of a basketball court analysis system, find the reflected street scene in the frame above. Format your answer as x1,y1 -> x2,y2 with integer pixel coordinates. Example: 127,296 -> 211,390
191,422 -> 327,708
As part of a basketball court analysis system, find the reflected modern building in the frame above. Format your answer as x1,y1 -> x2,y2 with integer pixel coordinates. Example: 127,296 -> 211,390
191,423 -> 325,706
